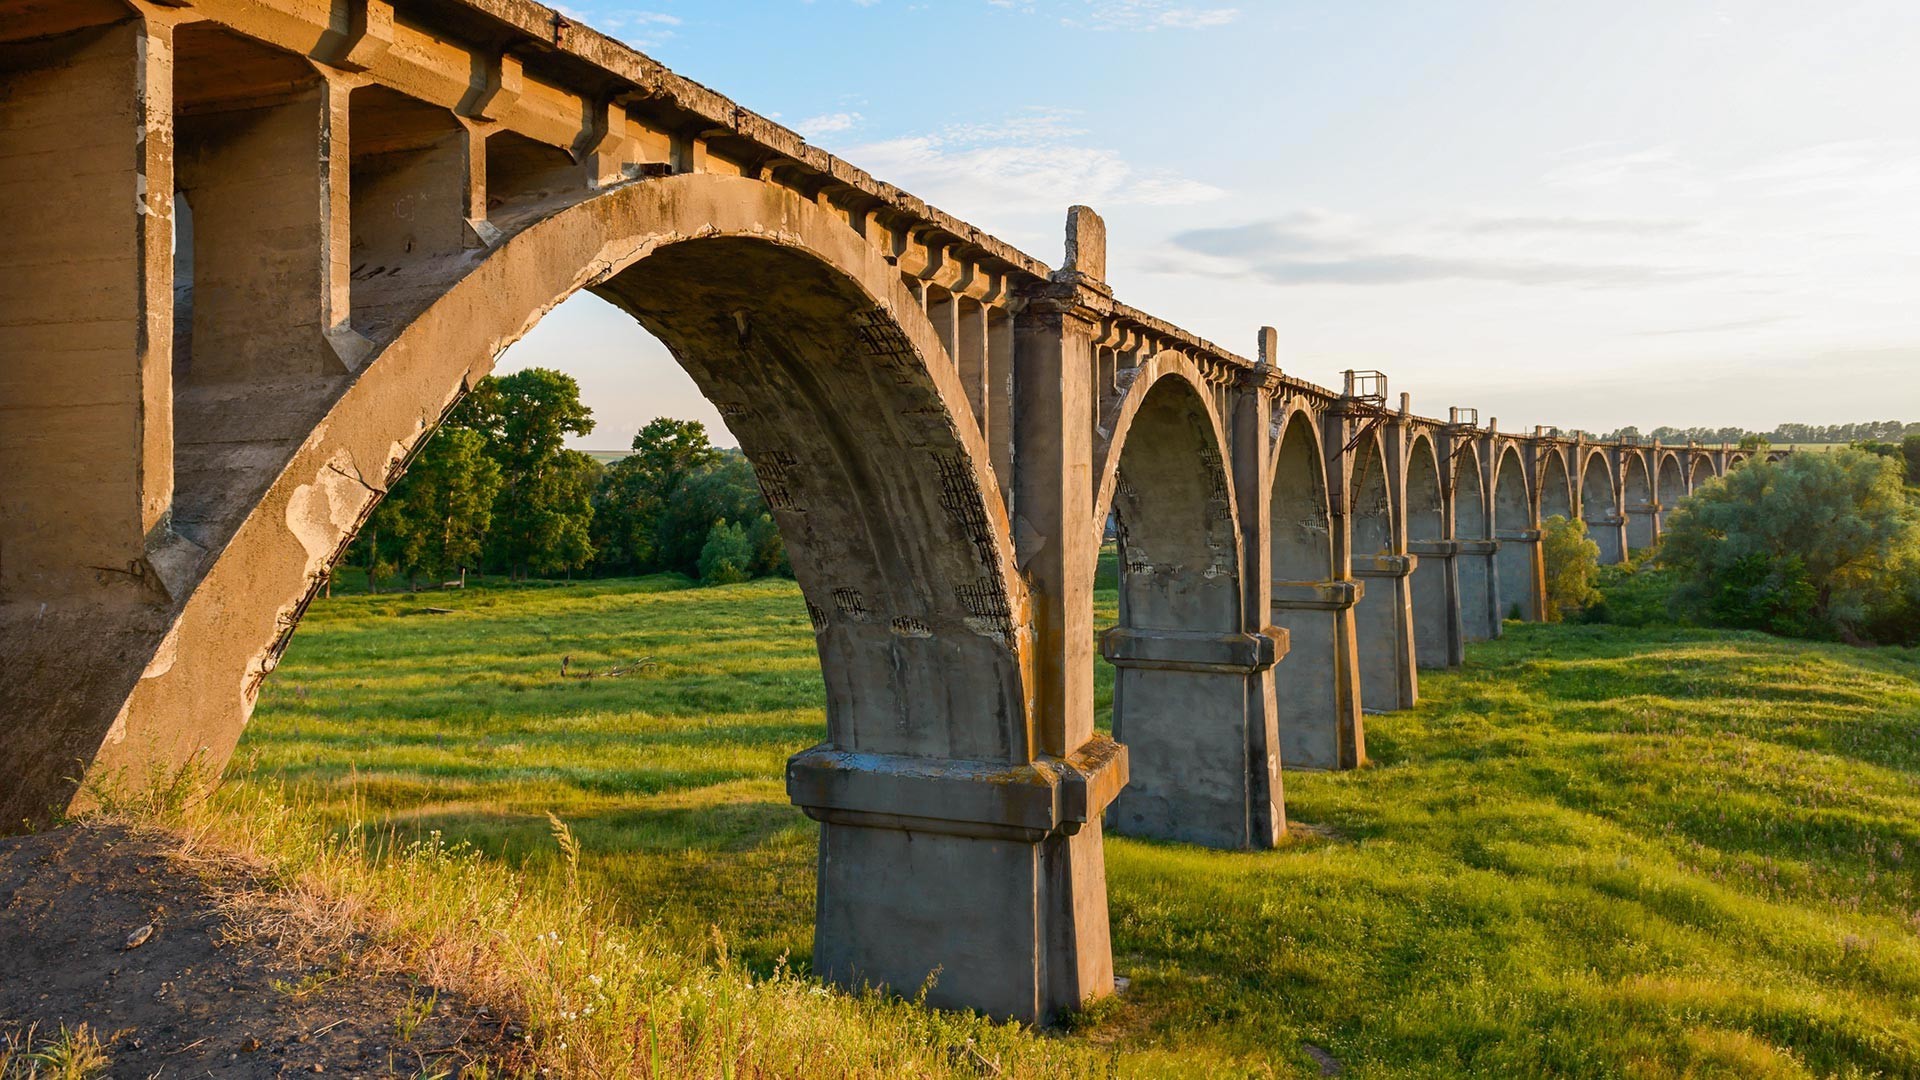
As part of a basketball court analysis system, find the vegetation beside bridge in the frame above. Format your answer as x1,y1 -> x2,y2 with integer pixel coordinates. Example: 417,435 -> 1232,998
104,566 -> 1916,1078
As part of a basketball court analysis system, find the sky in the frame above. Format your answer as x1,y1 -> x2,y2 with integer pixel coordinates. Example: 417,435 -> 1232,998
497,0 -> 1920,449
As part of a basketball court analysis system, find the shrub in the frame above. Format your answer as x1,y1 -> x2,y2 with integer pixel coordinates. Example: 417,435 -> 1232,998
1660,448 -> 1920,642
1540,514 -> 1601,622
697,521 -> 754,585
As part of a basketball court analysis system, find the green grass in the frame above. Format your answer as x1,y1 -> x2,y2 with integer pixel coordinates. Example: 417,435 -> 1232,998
237,571 -> 1920,1078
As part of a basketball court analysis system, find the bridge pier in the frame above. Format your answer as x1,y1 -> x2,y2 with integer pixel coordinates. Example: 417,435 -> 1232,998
1407,540 -> 1465,667
1271,582 -> 1365,770
1457,539 -> 1502,641
1590,516 -> 1627,564
1353,555 -> 1419,711
1102,628 -> 1283,847
1495,529 -> 1545,622
789,738 -> 1125,1023
1626,503 -> 1660,553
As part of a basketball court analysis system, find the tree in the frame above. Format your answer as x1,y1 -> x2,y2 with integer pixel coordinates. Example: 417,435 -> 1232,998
1660,449 -> 1920,641
1540,514 -> 1602,622
591,418 -> 722,574
697,520 -> 754,585
458,369 -> 598,577
346,427 -> 501,590
1903,433 -> 1920,486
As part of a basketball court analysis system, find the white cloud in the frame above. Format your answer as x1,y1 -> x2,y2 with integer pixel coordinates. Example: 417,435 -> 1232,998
834,108 -> 1226,228
796,112 -> 863,138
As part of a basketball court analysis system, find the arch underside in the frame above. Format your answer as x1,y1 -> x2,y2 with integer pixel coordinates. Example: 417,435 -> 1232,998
1539,446 -> 1574,520
54,173 -> 1034,820
1098,371 -> 1260,846
1493,445 -> 1535,621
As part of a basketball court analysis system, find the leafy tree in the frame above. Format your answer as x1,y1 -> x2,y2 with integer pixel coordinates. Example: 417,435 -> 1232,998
744,513 -> 791,578
1904,433 -> 1920,486
1660,449 -> 1920,642
1540,514 -> 1602,622
697,520 -> 754,585
592,418 -> 723,574
347,427 -> 501,590
457,369 -> 598,577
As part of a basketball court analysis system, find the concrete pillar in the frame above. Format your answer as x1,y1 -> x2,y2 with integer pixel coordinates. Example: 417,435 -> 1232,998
801,210 -> 1130,1025
1101,628 -> 1281,847
1495,529 -> 1544,622
1458,539 -> 1502,641
1271,580 -> 1365,769
1625,504 -> 1659,552
0,17 -> 176,603
1353,554 -> 1418,710
1408,540 -> 1464,667
1591,515 -> 1627,565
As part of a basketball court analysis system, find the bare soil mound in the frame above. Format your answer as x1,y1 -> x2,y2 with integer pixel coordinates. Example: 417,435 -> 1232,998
0,822 -> 517,1078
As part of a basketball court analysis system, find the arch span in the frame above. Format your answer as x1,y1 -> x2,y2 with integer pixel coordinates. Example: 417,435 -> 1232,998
58,172 -> 1112,1022
1540,446 -> 1574,521
1493,444 -> 1539,622
1268,408 -> 1360,770
1623,452 -> 1656,553
1689,453 -> 1715,490
1405,434 -> 1459,669
1580,450 -> 1624,564
1656,452 -> 1686,531
1096,365 -> 1276,848
1350,428 -> 1415,712
1453,441 -> 1499,642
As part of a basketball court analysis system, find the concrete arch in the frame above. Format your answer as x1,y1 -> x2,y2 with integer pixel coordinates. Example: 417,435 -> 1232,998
1268,408 -> 1357,769
1493,445 -> 1537,622
1580,450 -> 1624,564
1689,453 -> 1715,489
1452,440 -> 1498,642
1656,452 -> 1686,530
1729,452 -> 1752,469
1097,368 -> 1251,846
51,173 -> 1072,1017
1622,452 -> 1655,553
102,172 -> 1030,780
1348,426 -> 1409,713
1405,434 -> 1458,669
1092,351 -> 1235,545
1270,407 -> 1335,581
1539,446 -> 1574,521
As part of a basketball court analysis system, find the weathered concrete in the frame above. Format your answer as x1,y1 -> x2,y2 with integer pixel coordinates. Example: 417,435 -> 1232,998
1579,450 -> 1627,565
1349,425 -> 1417,713
0,0 -> 1758,1020
1623,452 -> 1657,554
1492,446 -> 1541,623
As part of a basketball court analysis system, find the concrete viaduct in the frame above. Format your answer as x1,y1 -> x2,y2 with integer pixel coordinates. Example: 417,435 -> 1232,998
1,0 -> 1773,1024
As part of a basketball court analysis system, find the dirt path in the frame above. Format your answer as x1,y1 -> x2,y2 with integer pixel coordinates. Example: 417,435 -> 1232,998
0,822 -> 517,1078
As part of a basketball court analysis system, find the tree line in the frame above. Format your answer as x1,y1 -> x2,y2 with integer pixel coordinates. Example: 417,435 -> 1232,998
1588,421 -> 1920,445
348,368 -> 789,591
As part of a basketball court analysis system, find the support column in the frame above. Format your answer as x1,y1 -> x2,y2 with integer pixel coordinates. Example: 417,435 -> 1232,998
0,16 -> 176,603
0,12 -> 196,828
1353,554 -> 1418,711
1101,629 -> 1282,847
1271,580 -> 1365,770
1626,503 -> 1659,553
1495,528 -> 1544,622
789,737 -> 1125,1024
1457,538 -> 1502,641
1407,540 -> 1464,667
795,206 -> 1124,1024
1591,515 -> 1627,565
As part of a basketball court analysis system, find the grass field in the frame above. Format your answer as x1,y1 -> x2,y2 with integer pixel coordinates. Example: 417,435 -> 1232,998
230,566 -> 1920,1078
